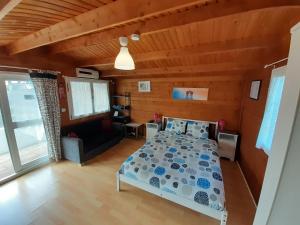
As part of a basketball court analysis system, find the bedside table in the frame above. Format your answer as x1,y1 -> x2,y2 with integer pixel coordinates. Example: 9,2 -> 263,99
125,123 -> 143,138
146,122 -> 162,140
217,131 -> 239,161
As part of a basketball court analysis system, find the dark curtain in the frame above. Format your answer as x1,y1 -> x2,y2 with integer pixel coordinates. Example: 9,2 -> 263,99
30,72 -> 61,161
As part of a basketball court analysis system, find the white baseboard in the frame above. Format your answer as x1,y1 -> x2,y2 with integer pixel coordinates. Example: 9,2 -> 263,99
237,161 -> 257,208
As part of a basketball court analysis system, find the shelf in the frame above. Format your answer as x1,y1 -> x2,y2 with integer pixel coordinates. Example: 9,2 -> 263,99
112,95 -> 130,98
112,104 -> 130,111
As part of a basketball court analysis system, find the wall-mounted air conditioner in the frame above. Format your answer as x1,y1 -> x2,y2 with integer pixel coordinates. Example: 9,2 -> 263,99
76,68 -> 99,79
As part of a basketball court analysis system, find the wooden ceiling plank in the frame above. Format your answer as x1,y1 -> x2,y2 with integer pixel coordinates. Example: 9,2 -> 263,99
49,0 -> 300,55
19,2 -> 82,17
6,0 -> 210,54
0,0 -> 22,21
78,36 -> 276,67
101,62 -> 263,77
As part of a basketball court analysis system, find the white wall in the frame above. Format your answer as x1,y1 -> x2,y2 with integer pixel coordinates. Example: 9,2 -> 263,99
253,22 -> 300,225
267,99 -> 300,225
266,23 -> 300,225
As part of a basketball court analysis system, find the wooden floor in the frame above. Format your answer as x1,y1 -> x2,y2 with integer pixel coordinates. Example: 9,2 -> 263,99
0,139 -> 256,225
0,143 -> 47,180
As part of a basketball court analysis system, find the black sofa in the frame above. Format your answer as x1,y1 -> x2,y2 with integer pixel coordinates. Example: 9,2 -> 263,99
61,118 -> 124,165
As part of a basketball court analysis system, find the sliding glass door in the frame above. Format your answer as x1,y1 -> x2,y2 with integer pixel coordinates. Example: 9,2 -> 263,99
0,72 -> 48,182
0,106 -> 14,180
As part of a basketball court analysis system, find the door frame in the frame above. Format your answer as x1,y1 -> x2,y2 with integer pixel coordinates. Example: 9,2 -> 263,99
253,22 -> 300,225
0,71 -> 49,184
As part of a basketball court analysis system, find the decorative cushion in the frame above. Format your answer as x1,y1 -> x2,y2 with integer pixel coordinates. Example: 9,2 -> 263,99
186,121 -> 209,139
165,118 -> 187,134
67,132 -> 78,138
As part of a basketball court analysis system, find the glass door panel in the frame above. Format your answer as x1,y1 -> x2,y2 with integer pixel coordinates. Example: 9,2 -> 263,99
14,125 -> 47,165
5,79 -> 48,166
0,107 -> 15,180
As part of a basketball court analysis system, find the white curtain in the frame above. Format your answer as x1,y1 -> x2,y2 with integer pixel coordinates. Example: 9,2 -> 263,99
256,67 -> 286,155
70,81 -> 93,117
93,82 -> 110,113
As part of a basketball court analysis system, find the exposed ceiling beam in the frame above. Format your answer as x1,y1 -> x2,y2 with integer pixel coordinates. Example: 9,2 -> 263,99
77,37 -> 277,67
0,0 -> 22,21
6,0 -> 210,55
101,62 -> 263,78
49,0 -> 300,55
109,71 -> 250,80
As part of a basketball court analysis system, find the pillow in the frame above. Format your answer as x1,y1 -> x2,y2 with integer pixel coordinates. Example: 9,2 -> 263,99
67,132 -> 78,138
165,118 -> 187,134
165,118 -> 174,131
186,121 -> 209,139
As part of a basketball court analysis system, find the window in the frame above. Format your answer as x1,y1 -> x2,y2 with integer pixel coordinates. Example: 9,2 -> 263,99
256,66 -> 286,155
65,77 -> 110,119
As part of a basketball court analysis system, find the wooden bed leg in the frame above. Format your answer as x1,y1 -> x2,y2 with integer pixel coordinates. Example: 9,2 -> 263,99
116,172 -> 120,192
221,211 -> 228,225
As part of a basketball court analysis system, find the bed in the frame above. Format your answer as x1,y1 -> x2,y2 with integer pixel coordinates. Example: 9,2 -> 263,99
116,117 -> 228,225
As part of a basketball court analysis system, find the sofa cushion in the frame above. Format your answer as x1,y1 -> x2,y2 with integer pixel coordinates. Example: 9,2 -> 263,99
83,135 -> 108,153
61,119 -> 103,139
102,118 -> 113,134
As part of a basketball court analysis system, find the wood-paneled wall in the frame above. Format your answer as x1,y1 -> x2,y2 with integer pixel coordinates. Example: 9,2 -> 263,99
238,69 -> 272,203
116,70 -> 275,204
115,74 -> 244,131
0,49 -> 108,127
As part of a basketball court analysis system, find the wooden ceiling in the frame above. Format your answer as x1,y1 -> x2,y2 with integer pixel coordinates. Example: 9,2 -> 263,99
0,0 -> 300,78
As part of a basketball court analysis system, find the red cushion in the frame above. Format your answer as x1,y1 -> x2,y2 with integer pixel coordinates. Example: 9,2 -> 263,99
68,132 -> 78,138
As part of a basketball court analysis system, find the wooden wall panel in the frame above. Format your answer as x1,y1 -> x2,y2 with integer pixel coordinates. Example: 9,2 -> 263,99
238,69 -> 272,203
115,75 -> 244,131
0,49 -> 112,127
0,49 -> 99,127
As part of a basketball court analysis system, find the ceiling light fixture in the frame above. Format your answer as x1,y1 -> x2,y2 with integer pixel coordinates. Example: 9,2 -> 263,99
114,36 -> 135,70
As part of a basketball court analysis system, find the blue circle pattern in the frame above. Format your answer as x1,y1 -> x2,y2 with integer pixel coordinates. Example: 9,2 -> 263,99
122,130 -> 224,209
197,178 -> 211,189
200,154 -> 210,160
139,153 -> 147,158
126,156 -> 133,162
179,168 -> 184,173
212,166 -> 220,172
214,188 -> 220,195
165,153 -> 173,158
213,172 -> 223,181
149,177 -> 160,188
171,163 -> 180,169
168,147 -> 177,153
199,161 -> 209,167
174,158 -> 185,164
154,166 -> 166,176
194,191 -> 209,205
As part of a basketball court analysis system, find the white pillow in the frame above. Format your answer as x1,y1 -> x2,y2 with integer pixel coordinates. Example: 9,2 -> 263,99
165,118 -> 187,134
186,121 -> 209,139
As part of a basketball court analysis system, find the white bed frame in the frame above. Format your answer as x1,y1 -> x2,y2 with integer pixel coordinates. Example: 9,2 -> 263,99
116,116 -> 227,225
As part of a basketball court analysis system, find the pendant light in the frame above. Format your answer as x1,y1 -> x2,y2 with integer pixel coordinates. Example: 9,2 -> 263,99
114,37 -> 135,70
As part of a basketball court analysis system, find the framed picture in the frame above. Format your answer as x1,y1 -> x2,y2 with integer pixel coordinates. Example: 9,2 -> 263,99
172,87 -> 209,101
138,81 -> 151,92
250,80 -> 261,100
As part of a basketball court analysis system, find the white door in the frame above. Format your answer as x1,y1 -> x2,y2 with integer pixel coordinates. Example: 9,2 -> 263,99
0,72 -> 49,182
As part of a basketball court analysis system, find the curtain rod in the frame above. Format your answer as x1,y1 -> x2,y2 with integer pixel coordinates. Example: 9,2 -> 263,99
0,65 -> 61,74
264,58 -> 288,69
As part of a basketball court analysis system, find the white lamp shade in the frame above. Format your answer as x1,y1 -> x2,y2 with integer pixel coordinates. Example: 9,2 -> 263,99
114,47 -> 135,70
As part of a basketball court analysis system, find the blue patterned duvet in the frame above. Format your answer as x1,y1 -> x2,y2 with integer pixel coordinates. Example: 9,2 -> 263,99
120,131 -> 225,211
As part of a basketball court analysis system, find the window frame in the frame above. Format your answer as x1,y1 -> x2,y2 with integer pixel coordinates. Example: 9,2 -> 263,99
256,66 -> 286,155
64,77 -> 110,120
